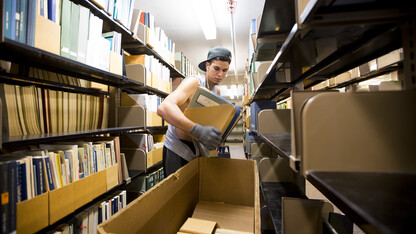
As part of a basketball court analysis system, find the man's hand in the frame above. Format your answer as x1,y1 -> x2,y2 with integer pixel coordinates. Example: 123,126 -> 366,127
190,124 -> 222,150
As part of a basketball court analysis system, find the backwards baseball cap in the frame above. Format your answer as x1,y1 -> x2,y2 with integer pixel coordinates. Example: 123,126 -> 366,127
198,47 -> 232,72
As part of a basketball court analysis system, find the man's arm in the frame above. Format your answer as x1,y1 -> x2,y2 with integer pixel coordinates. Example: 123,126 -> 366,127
157,77 -> 199,133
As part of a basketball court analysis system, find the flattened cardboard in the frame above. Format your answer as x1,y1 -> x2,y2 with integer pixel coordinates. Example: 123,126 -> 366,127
179,217 -> 218,234
17,192 -> 49,233
49,183 -> 74,224
192,201 -> 254,233
34,14 -> 61,55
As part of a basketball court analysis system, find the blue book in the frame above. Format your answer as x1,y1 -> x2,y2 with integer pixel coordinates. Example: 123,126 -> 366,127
6,160 -> 17,234
250,100 -> 277,130
16,160 -> 28,202
47,0 -> 56,22
15,0 -> 20,40
4,0 -> 16,39
18,0 -> 28,43
32,157 -> 45,196
43,157 -> 55,191
26,0 -> 37,46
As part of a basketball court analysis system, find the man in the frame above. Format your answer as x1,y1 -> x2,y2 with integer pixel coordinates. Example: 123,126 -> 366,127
157,47 -> 232,176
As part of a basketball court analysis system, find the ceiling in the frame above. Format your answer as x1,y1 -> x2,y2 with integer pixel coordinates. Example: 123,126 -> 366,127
133,0 -> 266,83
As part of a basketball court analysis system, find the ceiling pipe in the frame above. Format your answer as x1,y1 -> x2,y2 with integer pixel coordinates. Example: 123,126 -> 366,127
227,0 -> 239,99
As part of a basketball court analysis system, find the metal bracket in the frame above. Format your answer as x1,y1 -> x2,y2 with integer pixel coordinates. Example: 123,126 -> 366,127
401,16 -> 416,90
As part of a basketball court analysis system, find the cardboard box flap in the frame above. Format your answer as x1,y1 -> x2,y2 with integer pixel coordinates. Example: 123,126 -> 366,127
199,158 -> 255,207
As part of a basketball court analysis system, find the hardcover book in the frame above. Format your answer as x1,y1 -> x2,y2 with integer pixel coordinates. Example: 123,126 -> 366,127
184,86 -> 241,143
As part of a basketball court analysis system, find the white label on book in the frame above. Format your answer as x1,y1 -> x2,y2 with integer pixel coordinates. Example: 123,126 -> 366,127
196,94 -> 219,107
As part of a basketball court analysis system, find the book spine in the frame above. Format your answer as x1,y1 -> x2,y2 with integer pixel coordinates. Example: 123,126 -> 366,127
18,0 -> 27,44
7,161 -> 17,234
0,162 -> 9,234
18,161 -> 28,202
44,157 -> 55,191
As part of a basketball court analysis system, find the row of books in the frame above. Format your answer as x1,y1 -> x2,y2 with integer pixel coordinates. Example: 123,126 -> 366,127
60,0 -> 122,71
1,84 -> 109,137
0,137 -> 119,234
93,0 -> 135,31
137,167 -> 165,194
3,0 -> 37,45
175,52 -> 200,77
129,9 -> 176,66
125,54 -> 171,87
53,190 -> 127,234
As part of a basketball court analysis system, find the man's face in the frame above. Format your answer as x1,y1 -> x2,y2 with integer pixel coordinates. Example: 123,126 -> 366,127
206,60 -> 230,85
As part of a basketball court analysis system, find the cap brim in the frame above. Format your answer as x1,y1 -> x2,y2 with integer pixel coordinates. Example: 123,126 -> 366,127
198,60 -> 207,72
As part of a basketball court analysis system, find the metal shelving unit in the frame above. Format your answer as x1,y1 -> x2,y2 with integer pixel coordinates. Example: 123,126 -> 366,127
251,0 -> 416,233
0,0 -> 174,232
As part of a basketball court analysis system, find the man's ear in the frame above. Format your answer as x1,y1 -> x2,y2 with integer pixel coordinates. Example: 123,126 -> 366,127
205,61 -> 210,70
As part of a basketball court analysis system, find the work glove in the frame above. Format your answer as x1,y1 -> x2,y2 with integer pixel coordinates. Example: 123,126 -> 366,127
190,124 -> 222,150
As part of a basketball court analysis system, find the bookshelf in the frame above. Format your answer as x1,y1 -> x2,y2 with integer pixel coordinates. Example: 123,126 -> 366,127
0,0 -> 180,232
249,0 -> 416,233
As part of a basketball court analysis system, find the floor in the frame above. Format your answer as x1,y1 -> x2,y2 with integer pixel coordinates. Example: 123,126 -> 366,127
223,142 -> 246,160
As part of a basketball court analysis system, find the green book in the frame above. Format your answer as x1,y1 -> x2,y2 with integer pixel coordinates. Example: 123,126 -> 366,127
69,2 -> 80,61
60,0 -> 71,58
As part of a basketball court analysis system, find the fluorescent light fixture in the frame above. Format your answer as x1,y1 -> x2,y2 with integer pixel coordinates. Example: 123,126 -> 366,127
191,0 -> 217,40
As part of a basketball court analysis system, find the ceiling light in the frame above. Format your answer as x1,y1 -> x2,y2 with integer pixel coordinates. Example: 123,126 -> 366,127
190,0 -> 217,40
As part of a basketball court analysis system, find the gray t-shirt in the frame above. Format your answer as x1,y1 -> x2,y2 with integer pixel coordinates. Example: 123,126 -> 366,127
163,74 -> 217,161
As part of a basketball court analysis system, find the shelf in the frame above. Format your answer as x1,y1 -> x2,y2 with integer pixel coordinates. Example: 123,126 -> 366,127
299,0 -> 414,28
261,182 -> 307,233
0,71 -> 110,95
0,39 -> 127,86
121,77 -> 169,97
251,0 -> 412,101
256,132 -> 291,158
2,127 -> 145,147
122,42 -> 184,79
307,171 -> 416,234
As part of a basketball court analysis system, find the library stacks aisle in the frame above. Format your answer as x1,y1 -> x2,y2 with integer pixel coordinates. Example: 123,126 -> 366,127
1,0 -> 416,234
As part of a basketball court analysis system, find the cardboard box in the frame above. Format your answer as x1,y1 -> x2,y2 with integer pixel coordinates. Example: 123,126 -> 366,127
109,51 -> 123,76
49,183 -> 75,224
126,64 -> 146,83
97,157 -> 260,234
35,14 -> 61,55
106,164 -> 119,191
17,192 -> 49,233
151,147 -> 163,165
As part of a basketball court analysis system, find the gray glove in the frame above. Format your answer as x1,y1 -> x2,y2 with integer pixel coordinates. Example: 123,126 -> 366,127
190,124 -> 222,150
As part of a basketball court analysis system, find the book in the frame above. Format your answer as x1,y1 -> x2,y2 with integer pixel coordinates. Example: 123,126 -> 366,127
26,0 -> 36,46
69,2 -> 80,60
4,0 -> 16,40
60,0 -> 71,58
18,0 -> 28,43
184,86 -> 242,143
0,161 -> 9,234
